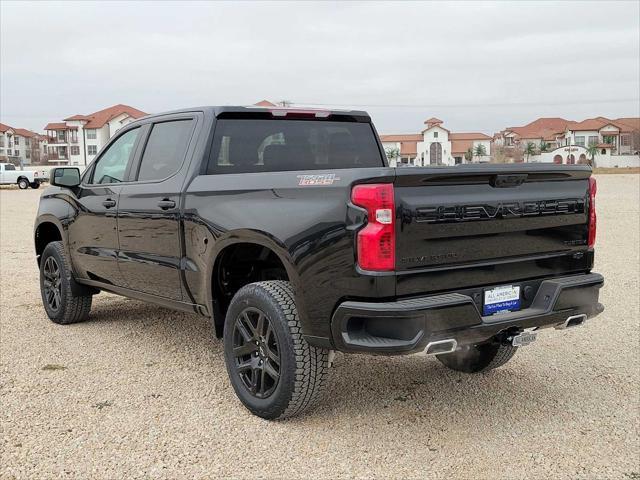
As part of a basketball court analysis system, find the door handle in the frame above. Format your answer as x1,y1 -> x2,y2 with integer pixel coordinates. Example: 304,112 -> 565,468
102,199 -> 116,208
157,199 -> 176,210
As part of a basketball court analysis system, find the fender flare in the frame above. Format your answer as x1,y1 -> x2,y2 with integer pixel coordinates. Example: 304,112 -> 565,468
34,214 -> 67,256
203,229 -> 303,321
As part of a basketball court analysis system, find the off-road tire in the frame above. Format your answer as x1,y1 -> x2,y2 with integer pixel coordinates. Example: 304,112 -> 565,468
17,178 -> 29,189
40,241 -> 92,324
223,280 -> 329,420
436,341 -> 517,373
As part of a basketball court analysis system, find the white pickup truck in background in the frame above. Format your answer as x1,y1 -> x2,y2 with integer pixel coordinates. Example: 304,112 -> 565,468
0,163 -> 47,189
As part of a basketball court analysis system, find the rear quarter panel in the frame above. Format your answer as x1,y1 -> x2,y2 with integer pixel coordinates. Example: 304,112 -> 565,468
182,167 -> 393,339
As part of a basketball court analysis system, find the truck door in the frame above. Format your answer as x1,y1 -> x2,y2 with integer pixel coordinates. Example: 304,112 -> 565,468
116,115 -> 197,301
68,126 -> 142,286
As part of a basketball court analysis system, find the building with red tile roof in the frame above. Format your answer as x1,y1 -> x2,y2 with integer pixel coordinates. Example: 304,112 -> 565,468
43,104 -> 147,165
0,123 -> 47,165
495,115 -> 640,157
380,118 -> 491,166
254,100 -> 277,107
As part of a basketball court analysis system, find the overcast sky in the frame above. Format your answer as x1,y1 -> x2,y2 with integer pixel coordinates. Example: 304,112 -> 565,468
1,1 -> 639,134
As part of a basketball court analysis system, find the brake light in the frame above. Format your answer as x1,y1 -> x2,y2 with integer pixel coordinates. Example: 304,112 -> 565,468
588,176 -> 597,248
269,109 -> 331,118
351,184 -> 395,271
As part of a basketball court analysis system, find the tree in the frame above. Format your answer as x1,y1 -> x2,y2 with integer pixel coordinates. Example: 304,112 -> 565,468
524,142 -> 536,161
473,143 -> 487,161
490,145 -> 509,163
384,147 -> 400,165
586,144 -> 598,167
464,148 -> 474,162
539,141 -> 550,153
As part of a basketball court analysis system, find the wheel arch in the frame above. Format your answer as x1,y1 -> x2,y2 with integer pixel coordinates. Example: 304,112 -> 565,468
34,217 -> 65,265
206,230 -> 302,337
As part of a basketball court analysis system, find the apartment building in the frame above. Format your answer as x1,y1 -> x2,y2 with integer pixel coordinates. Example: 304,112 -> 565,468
0,122 -> 47,165
380,117 -> 492,166
44,104 -> 147,165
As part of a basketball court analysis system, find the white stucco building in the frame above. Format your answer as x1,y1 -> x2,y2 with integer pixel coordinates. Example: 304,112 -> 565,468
44,104 -> 147,165
380,117 -> 492,166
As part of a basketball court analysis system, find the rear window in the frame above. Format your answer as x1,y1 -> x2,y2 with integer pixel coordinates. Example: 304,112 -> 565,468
207,119 -> 383,174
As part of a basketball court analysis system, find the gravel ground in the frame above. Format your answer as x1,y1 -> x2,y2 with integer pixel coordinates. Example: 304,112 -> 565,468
1,175 -> 639,479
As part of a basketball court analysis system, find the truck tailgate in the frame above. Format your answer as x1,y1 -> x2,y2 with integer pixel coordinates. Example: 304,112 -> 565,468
394,165 -> 593,295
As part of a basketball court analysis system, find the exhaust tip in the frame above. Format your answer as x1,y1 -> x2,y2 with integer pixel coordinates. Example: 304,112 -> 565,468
425,339 -> 457,355
556,314 -> 587,330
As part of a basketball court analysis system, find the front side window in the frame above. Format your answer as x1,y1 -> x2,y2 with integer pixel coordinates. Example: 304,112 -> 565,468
86,129 -> 97,140
90,128 -> 139,184
207,119 -> 383,174
136,119 -> 194,181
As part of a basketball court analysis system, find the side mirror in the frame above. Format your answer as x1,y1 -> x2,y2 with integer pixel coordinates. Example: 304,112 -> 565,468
51,167 -> 81,188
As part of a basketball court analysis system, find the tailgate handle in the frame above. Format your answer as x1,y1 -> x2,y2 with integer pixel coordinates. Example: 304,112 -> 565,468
492,174 -> 528,188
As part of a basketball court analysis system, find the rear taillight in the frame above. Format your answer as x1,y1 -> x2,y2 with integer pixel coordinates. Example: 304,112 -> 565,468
588,176 -> 597,248
351,184 -> 395,271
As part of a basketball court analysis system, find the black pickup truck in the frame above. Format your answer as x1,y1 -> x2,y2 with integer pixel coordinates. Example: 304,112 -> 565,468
35,106 -> 604,419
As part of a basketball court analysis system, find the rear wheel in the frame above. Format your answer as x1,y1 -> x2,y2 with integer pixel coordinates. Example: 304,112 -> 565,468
40,241 -> 92,324
436,341 -> 517,373
223,281 -> 329,419
17,178 -> 29,189
30,181 -> 40,189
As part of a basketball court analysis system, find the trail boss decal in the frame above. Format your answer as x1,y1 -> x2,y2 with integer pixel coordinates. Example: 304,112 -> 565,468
297,174 -> 341,186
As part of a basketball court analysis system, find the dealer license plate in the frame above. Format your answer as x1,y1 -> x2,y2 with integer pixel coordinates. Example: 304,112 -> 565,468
483,285 -> 521,315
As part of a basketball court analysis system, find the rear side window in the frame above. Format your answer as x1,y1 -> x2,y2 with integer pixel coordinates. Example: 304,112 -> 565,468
4,164 -> 16,171
207,119 -> 383,174
137,119 -> 194,181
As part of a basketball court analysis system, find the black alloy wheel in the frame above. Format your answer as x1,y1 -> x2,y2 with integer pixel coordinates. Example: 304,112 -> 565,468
39,241 -> 93,324
232,307 -> 281,398
42,256 -> 62,312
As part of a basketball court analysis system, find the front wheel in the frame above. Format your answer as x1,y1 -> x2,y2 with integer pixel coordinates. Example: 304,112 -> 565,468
40,241 -> 92,324
17,178 -> 29,189
436,341 -> 517,373
223,281 -> 329,420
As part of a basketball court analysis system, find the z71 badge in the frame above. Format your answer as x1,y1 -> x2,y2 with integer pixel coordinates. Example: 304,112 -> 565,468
297,174 -> 340,186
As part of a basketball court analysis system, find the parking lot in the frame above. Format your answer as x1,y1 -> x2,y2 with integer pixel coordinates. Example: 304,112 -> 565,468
1,174 -> 638,479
